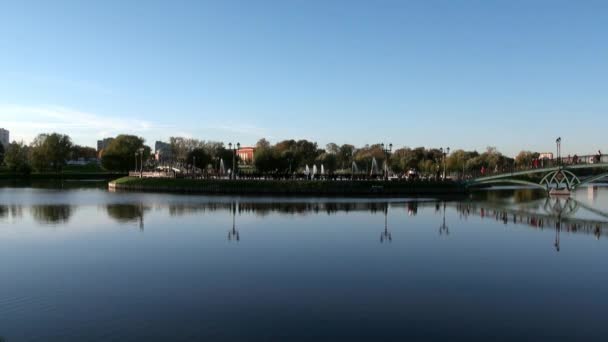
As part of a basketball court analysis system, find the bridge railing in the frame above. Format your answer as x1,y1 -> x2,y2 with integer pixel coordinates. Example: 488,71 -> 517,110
465,154 -> 608,180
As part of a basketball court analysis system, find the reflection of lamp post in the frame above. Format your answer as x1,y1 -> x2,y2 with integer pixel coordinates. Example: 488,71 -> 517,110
228,201 -> 240,241
439,202 -> 449,235
380,203 -> 392,243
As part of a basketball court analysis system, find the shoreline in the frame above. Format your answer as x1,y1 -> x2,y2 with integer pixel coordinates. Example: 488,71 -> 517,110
108,177 -> 467,197
0,172 -> 127,180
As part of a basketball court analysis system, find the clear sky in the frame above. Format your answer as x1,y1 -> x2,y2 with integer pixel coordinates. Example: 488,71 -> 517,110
0,0 -> 606,156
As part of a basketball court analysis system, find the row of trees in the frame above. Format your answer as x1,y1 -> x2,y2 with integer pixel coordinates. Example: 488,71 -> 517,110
0,133 -> 97,173
251,139 -> 519,176
0,132 -> 546,176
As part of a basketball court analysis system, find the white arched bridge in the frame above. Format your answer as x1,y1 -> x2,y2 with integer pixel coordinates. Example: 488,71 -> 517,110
466,154 -> 608,192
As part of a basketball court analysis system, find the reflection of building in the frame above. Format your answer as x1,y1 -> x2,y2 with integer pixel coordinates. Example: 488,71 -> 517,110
155,141 -> 172,161
0,128 -> 9,148
237,147 -> 255,164
97,137 -> 114,153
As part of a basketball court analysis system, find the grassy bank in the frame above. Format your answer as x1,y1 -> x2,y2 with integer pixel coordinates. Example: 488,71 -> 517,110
110,177 -> 466,196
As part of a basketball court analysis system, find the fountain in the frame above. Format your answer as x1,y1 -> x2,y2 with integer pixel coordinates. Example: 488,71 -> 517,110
219,159 -> 225,176
320,164 -> 325,175
305,164 -> 310,176
312,165 -> 317,178
370,157 -> 379,176
352,161 -> 359,173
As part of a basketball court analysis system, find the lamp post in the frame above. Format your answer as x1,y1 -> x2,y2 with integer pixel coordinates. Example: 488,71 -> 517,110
134,152 -> 138,175
381,143 -> 392,180
192,155 -> 196,178
556,137 -> 561,166
138,147 -> 145,178
227,142 -> 240,180
439,147 -> 450,180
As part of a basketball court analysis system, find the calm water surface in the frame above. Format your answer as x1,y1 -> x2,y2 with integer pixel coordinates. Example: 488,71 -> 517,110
1,183 -> 608,341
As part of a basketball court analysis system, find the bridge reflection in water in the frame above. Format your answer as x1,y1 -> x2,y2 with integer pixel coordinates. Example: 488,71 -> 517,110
452,195 -> 608,251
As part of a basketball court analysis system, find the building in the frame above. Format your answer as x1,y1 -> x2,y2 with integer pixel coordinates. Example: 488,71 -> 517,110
97,137 -> 114,153
0,128 -> 9,148
154,141 -> 173,162
237,147 -> 256,164
539,152 -> 554,160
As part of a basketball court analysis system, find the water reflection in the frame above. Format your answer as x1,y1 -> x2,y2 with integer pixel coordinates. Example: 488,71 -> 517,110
456,196 -> 608,251
106,204 -> 148,230
439,202 -> 449,236
0,205 -> 23,220
227,201 -> 239,242
31,205 -> 73,224
380,203 -> 391,243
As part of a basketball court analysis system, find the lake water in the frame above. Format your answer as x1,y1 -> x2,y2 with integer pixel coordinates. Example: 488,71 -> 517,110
1,183 -> 608,341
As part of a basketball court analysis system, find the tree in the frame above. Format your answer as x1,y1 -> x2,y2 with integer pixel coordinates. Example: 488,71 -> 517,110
254,147 -> 283,173
71,145 -> 97,160
256,138 -> 271,150
326,143 -> 339,154
187,148 -> 212,170
101,135 -> 149,172
170,137 -> 205,162
337,144 -> 355,169
515,151 -> 538,169
0,143 -> 4,166
316,153 -> 338,173
30,133 -> 73,172
4,141 -> 31,174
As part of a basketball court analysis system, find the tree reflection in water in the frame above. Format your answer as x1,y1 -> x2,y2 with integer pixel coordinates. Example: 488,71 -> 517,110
30,205 -> 72,224
106,203 -> 148,230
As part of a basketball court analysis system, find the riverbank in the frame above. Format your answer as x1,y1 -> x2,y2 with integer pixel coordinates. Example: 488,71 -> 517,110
109,177 -> 467,196
0,172 -> 127,180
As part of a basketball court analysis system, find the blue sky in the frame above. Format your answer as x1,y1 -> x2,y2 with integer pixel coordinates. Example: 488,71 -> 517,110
0,0 -> 606,156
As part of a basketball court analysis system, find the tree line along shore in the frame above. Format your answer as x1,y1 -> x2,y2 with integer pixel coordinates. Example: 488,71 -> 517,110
1,131 -> 551,180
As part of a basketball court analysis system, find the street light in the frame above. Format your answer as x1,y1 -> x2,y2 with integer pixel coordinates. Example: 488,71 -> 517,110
381,143 -> 392,180
439,147 -> 450,180
556,137 -> 561,166
134,152 -> 138,175
227,142 -> 240,180
138,147 -> 145,178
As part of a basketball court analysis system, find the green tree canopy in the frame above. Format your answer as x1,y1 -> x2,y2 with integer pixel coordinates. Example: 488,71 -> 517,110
4,141 -> 31,174
101,135 -> 149,172
187,148 -> 213,170
0,143 -> 4,166
30,133 -> 73,172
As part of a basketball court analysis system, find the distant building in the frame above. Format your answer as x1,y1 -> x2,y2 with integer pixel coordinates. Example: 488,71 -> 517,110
0,128 -> 9,148
155,141 -> 173,162
237,147 -> 256,164
539,152 -> 554,160
97,137 -> 114,152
